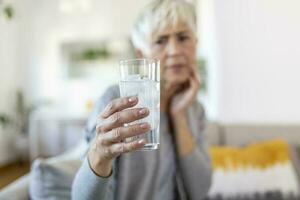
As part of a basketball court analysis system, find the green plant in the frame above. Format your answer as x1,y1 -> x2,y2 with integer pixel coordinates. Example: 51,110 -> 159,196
3,5 -> 13,19
0,2 -> 14,20
197,58 -> 207,92
0,90 -> 51,134
72,45 -> 111,61
0,113 -> 11,128
15,90 -> 52,134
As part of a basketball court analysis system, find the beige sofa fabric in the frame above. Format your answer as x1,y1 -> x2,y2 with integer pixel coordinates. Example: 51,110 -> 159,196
205,121 -> 222,146
1,123 -> 300,199
222,124 -> 300,146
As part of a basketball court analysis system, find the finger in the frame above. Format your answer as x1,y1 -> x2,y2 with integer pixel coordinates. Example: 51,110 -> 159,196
181,77 -> 199,103
109,139 -> 146,157
97,107 -> 149,132
190,75 -> 200,90
191,62 -> 197,70
191,63 -> 201,80
189,64 -> 201,88
187,66 -> 199,89
100,96 -> 138,119
101,123 -> 150,144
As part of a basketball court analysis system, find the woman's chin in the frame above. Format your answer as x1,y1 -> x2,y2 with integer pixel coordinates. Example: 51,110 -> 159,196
166,70 -> 189,82
169,76 -> 188,85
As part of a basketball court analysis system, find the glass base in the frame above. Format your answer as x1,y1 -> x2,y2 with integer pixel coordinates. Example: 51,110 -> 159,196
138,143 -> 159,151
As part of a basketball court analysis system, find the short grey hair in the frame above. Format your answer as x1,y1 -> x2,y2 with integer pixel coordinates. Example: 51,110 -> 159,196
131,0 -> 197,55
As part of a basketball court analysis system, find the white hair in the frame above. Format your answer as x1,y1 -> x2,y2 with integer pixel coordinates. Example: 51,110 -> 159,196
131,0 -> 197,55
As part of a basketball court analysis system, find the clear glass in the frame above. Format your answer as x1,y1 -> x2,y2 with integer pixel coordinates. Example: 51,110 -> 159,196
119,58 -> 160,150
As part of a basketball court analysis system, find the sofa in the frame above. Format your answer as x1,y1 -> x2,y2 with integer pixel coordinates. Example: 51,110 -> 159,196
1,122 -> 300,200
0,140 -> 89,200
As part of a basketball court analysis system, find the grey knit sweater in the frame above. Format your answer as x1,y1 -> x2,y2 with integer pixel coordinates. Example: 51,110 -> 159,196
72,85 -> 212,200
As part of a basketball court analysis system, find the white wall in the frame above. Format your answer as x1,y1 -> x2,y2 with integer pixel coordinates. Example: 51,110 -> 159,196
4,0 -> 300,125
18,0 -> 148,107
0,0 -> 149,165
198,0 -> 220,120
0,2 -> 21,165
213,0 -> 300,124
0,15 -> 19,114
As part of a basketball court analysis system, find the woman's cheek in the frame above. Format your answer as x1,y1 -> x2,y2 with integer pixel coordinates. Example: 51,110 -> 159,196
160,67 -> 168,82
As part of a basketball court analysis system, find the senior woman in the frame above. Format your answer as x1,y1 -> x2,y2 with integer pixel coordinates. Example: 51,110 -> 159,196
72,0 -> 211,199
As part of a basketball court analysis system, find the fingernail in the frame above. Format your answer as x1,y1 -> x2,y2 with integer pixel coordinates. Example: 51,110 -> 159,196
140,123 -> 149,129
139,108 -> 148,115
128,96 -> 137,103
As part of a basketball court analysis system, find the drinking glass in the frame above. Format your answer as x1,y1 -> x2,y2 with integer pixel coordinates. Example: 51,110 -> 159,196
119,58 -> 160,150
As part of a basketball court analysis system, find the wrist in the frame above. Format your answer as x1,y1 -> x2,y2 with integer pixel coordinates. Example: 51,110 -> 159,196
88,143 -> 112,177
171,110 -> 188,123
170,111 -> 196,156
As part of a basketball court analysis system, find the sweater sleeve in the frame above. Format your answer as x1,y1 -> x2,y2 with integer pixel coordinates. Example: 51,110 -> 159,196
71,158 -> 111,200
72,85 -> 120,200
178,102 -> 212,200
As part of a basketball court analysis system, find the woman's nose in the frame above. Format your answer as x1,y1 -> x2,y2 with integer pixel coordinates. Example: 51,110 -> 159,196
166,39 -> 181,56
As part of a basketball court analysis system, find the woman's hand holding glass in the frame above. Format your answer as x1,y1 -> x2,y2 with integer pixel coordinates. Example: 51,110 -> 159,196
88,96 -> 150,177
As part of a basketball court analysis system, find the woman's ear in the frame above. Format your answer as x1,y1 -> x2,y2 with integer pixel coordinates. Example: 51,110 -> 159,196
135,49 -> 144,58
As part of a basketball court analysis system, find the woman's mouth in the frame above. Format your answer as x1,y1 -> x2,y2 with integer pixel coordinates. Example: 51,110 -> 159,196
167,64 -> 183,71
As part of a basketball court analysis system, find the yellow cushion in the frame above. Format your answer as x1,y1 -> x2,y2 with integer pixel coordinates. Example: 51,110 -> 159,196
209,139 -> 290,170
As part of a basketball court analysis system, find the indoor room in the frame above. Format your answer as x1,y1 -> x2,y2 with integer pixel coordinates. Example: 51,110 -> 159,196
1,0 -> 300,199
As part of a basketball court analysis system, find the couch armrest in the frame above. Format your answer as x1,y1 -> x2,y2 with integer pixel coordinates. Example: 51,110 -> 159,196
46,139 -> 89,164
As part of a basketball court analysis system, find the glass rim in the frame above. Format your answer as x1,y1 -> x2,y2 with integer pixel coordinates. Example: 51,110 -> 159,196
119,58 -> 159,66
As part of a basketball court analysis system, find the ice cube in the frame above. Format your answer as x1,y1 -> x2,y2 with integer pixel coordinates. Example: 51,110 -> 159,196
125,74 -> 141,81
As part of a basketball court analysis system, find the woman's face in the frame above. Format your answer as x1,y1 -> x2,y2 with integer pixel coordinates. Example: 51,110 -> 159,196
148,22 -> 197,86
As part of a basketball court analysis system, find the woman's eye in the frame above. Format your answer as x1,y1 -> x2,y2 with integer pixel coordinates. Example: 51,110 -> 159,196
155,38 -> 167,45
178,35 -> 189,42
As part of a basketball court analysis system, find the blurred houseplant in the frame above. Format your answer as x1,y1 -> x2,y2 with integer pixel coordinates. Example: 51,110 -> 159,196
0,90 -> 51,135
0,113 -> 11,130
15,90 -> 51,135
197,58 -> 207,92
0,90 -> 51,161
72,44 -> 111,61
0,1 -> 14,20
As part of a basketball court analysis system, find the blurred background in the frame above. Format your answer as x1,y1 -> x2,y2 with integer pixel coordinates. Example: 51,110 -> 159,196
1,0 -> 300,199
